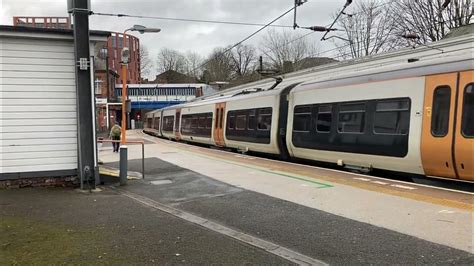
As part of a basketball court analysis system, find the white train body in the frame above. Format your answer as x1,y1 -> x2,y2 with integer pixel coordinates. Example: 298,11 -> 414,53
287,77 -> 426,174
144,34 -> 474,182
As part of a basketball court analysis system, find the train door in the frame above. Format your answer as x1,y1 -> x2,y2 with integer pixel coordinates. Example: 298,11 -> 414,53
213,103 -> 226,147
421,73 -> 458,179
454,71 -> 474,181
175,108 -> 182,140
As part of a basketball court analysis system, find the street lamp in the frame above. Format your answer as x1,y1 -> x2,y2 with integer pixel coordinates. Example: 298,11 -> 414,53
121,25 -> 160,144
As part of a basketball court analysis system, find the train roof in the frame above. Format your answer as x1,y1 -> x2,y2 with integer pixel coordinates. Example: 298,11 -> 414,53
198,33 -> 473,97
156,33 -> 473,112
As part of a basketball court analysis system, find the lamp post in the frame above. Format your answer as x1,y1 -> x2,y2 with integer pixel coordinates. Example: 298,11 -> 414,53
121,25 -> 160,144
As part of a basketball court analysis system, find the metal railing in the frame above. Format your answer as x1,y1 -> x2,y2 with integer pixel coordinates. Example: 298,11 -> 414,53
98,138 -> 145,180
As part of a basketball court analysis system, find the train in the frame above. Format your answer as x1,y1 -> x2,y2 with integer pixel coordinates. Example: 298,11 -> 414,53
144,34 -> 473,182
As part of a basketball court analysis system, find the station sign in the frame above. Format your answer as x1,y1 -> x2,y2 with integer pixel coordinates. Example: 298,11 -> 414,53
95,98 -> 107,105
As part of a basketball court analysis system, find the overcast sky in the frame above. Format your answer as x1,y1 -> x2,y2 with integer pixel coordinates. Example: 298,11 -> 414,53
2,0 -> 351,75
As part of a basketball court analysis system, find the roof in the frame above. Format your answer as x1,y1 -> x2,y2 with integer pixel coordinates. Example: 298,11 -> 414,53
0,25 -> 110,37
116,83 -> 209,89
297,57 -> 338,69
151,70 -> 198,84
444,23 -> 474,39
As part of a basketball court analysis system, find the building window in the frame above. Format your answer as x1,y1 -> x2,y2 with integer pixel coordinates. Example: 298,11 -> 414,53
293,106 -> 312,132
462,84 -> 474,137
431,86 -> 451,137
316,105 -> 332,133
374,98 -> 411,135
338,102 -> 366,133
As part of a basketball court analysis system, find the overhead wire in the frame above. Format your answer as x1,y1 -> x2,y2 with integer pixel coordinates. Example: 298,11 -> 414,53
93,1 -> 471,72
190,5 -> 297,72
90,11 -> 294,28
258,1 -> 393,63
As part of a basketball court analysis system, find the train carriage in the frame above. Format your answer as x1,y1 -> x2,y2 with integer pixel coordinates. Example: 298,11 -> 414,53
179,102 -> 215,145
222,88 -> 283,155
286,53 -> 473,181
144,110 -> 161,137
161,107 -> 179,140
144,33 -> 473,182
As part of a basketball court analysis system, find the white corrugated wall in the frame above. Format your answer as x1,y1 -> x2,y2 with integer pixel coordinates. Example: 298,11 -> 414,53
0,36 -> 78,175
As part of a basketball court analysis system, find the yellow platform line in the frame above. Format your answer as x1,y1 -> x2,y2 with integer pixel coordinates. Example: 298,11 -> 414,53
99,166 -> 140,180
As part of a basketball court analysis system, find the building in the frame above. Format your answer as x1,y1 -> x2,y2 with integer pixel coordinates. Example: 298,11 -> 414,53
145,70 -> 198,84
0,25 -> 109,180
13,16 -> 141,132
13,16 -> 71,29
114,83 -> 218,128
107,32 -> 140,84
13,16 -> 140,84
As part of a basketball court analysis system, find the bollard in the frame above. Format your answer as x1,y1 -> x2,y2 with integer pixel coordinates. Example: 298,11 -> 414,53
119,146 -> 128,186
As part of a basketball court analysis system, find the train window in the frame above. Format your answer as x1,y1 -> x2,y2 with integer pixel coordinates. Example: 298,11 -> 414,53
198,116 -> 206,129
316,105 -> 332,133
218,109 -> 222,129
257,108 -> 272,131
236,115 -> 247,130
182,117 -> 190,132
248,110 -> 256,130
215,109 -> 221,128
191,118 -> 198,129
338,102 -> 366,133
293,106 -> 312,132
163,116 -> 174,132
206,114 -> 212,129
461,84 -> 474,137
228,113 -> 235,129
431,86 -> 451,137
219,108 -> 224,129
374,98 -> 411,135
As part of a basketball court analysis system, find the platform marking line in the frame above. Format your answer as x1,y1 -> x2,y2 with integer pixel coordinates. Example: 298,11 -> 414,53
391,184 -> 417,190
113,187 -> 328,266
145,134 -> 474,195
438,210 -> 456,214
140,133 -> 474,211
371,181 -> 389,185
177,149 -> 333,189
353,177 -> 371,182
98,167 -> 140,180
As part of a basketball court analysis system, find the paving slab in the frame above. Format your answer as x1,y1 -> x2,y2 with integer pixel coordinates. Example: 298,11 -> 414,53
104,157 -> 474,265
0,188 -> 292,265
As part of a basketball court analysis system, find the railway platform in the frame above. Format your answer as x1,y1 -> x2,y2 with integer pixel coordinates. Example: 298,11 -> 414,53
97,130 -> 473,264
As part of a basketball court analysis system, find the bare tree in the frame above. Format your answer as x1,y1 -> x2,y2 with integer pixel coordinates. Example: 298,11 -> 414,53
392,0 -> 473,43
183,51 -> 204,79
156,48 -> 186,73
139,45 -> 153,79
229,44 -> 257,78
260,29 -> 318,72
333,0 -> 401,59
202,47 -> 234,82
